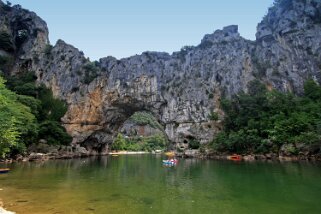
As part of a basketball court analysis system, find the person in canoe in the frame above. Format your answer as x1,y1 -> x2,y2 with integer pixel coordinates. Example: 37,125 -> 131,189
163,151 -> 178,165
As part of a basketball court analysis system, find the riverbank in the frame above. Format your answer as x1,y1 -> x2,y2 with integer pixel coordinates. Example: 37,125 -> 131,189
109,151 -> 151,155
0,199 -> 15,214
0,150 -> 159,163
1,152 -> 321,163
176,147 -> 321,162
1,143 -> 321,163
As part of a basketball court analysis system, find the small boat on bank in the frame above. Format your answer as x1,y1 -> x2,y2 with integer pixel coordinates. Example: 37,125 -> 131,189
228,155 -> 242,161
0,168 -> 10,174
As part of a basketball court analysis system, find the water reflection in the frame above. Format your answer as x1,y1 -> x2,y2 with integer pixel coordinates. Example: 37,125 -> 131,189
0,156 -> 321,214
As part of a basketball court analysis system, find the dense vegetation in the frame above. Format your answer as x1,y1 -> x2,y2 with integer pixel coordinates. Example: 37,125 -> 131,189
129,111 -> 163,130
0,72 -> 71,158
112,133 -> 167,152
111,111 -> 168,151
211,80 -> 321,154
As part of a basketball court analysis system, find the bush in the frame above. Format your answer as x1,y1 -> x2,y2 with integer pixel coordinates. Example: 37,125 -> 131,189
38,121 -> 71,145
112,133 -> 126,151
304,79 -> 321,100
37,85 -> 68,121
82,62 -> 99,84
188,139 -> 200,149
111,133 -> 167,152
0,31 -> 14,52
17,95 -> 41,117
129,111 -> 163,130
142,134 -> 167,151
44,44 -> 53,56
208,112 -> 219,121
0,55 -> 14,72
14,82 -> 38,96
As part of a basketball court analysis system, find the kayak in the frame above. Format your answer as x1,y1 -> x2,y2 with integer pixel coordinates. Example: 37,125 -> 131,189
162,159 -> 178,165
228,155 -> 242,161
0,168 -> 10,174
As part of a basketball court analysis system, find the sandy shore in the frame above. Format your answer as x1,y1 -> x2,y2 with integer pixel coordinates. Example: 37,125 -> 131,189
108,151 -> 151,155
0,207 -> 15,214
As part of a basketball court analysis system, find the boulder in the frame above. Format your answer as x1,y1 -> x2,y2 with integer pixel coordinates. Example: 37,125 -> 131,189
279,144 -> 297,156
243,155 -> 255,161
28,153 -> 49,161
184,149 -> 200,158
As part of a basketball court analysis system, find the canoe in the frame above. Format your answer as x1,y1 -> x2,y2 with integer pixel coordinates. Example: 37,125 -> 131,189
228,155 -> 242,161
162,159 -> 178,165
0,168 -> 10,174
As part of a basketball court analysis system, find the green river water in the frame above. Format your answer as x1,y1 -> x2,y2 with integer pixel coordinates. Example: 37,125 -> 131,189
0,155 -> 321,214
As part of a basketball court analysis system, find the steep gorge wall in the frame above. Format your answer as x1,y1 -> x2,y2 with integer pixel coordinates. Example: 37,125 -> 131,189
1,0 -> 321,153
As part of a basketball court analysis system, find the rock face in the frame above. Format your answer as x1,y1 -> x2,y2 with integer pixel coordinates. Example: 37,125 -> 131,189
1,0 -> 321,153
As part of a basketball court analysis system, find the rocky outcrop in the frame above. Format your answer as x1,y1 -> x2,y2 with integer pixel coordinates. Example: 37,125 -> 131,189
27,143 -> 90,159
1,0 -> 321,153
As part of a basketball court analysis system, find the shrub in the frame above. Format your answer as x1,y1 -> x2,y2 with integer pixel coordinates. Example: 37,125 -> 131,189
112,133 -> 126,151
129,111 -> 163,130
208,112 -> 219,121
37,85 -> 68,121
14,82 -> 38,96
0,31 -> 14,52
0,55 -> 14,72
142,134 -> 167,151
82,62 -> 100,84
188,139 -> 200,149
44,44 -> 53,56
38,121 -> 72,145
111,133 -> 167,152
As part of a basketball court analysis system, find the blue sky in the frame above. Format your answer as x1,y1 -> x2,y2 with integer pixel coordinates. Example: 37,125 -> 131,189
9,0 -> 274,60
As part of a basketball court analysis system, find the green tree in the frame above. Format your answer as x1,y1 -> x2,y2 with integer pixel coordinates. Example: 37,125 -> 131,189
304,79 -> 321,101
0,116 -> 19,158
38,121 -> 71,145
112,133 -> 126,151
212,79 -> 321,153
0,76 -> 37,157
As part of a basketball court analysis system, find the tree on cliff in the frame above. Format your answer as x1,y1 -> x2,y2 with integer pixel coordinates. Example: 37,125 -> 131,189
212,79 -> 321,153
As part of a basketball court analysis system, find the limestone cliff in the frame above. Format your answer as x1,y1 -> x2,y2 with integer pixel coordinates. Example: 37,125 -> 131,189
1,0 -> 321,153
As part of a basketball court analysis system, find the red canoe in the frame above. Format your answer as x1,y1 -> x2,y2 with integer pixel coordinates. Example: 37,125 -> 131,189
228,155 -> 242,161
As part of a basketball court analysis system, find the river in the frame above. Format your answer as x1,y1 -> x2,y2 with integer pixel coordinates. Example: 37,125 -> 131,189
1,155 -> 321,214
